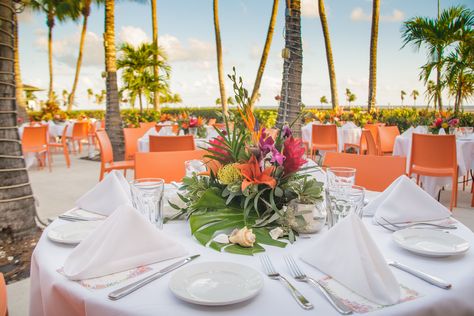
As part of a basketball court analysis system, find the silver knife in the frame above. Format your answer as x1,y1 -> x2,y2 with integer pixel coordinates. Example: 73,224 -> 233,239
108,254 -> 200,300
388,260 -> 451,289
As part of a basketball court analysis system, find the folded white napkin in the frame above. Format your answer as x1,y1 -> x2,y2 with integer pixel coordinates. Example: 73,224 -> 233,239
438,128 -> 446,135
75,170 -> 132,216
300,213 -> 400,305
401,127 -> 414,137
63,205 -> 188,280
414,126 -> 428,134
364,175 -> 451,223
342,122 -> 357,129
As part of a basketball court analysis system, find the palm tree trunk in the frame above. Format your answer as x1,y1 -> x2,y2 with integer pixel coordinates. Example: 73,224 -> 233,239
104,0 -> 125,161
13,12 -> 27,123
249,0 -> 279,110
318,0 -> 339,110
436,49 -> 443,111
139,91 -> 143,113
277,0 -> 302,138
68,0 -> 91,111
47,11 -> 54,104
151,0 -> 160,111
0,0 -> 37,238
367,0 -> 380,112
213,0 -> 228,117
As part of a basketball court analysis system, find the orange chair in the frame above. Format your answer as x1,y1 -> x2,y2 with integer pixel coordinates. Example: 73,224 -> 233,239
409,134 -> 458,210
364,123 -> 385,154
22,126 -> 51,171
96,130 -> 134,181
68,121 -> 90,154
149,135 -> 195,152
343,129 -> 377,155
139,122 -> 157,130
135,150 -> 206,182
377,125 -> 400,155
311,125 -> 338,158
323,152 -> 406,192
124,127 -> 147,161
208,118 -> 217,126
0,273 -> 7,316
48,124 -> 71,168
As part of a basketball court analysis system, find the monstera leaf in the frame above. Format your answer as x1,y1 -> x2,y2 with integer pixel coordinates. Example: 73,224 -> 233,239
189,188 -> 287,255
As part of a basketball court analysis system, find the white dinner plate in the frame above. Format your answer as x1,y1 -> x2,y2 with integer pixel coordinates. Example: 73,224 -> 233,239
47,221 -> 102,245
66,208 -> 106,221
392,228 -> 470,257
169,261 -> 263,306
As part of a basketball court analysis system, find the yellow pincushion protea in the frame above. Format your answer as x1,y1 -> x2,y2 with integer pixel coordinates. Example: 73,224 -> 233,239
217,163 -> 242,185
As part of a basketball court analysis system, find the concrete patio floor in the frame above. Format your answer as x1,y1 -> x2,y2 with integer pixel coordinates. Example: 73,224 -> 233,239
6,152 -> 474,315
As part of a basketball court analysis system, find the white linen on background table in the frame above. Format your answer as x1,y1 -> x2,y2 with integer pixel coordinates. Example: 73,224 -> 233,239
137,128 -> 210,152
393,133 -> 474,197
301,122 -> 362,152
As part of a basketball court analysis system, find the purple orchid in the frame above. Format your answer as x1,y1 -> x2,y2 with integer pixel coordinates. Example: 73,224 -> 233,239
282,125 -> 292,138
259,128 -> 286,165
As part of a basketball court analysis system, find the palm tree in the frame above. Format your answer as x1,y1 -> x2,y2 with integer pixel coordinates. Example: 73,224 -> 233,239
249,0 -> 279,110
400,90 -> 406,105
367,0 -> 380,111
348,92 -> 356,106
29,0 -> 80,104
104,0 -> 124,160
425,80 -> 438,108
86,88 -> 94,101
68,0 -> 100,110
117,43 -> 171,112
0,0 -> 37,238
318,0 -> 338,110
151,0 -> 159,110
213,0 -> 228,116
13,11 -> 28,122
320,95 -> 328,106
401,6 -> 474,111
411,89 -> 419,105
277,0 -> 303,137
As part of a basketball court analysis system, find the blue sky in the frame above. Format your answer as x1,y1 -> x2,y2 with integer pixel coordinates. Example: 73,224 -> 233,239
18,0 -> 472,109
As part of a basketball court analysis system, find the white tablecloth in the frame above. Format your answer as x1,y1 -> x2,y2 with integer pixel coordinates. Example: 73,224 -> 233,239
301,122 -> 361,152
393,133 -> 474,197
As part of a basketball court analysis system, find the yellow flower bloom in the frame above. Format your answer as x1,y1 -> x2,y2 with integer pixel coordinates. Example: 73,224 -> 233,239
441,122 -> 449,129
217,163 -> 242,185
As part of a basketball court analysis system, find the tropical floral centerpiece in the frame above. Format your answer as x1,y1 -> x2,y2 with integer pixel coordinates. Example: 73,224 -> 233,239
176,112 -> 207,137
430,116 -> 459,134
170,70 -> 323,255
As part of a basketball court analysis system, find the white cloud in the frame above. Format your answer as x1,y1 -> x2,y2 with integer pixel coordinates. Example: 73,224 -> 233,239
301,0 -> 319,18
160,34 -> 215,62
350,8 -> 404,22
118,26 -> 149,47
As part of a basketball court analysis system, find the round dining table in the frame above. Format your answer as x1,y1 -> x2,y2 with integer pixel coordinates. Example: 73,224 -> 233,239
30,209 -> 474,316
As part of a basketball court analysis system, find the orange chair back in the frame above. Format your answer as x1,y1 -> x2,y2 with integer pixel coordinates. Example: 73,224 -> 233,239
72,122 -> 89,139
135,150 -> 206,182
22,126 -> 48,149
149,135 -> 195,152
95,130 -> 114,164
139,122 -> 156,130
409,134 -> 457,172
208,118 -> 217,126
0,273 -> 6,316
377,125 -> 400,154
124,127 -> 147,161
323,152 -> 406,192
311,125 -> 338,146
360,129 -> 377,155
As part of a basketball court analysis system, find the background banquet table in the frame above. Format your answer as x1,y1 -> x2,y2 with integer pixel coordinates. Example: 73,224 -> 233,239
393,133 -> 474,197
30,210 -> 474,316
301,122 -> 361,152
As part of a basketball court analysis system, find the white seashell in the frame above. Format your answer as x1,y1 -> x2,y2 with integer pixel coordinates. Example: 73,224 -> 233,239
228,227 -> 256,247
213,233 -> 230,244
269,227 -> 284,240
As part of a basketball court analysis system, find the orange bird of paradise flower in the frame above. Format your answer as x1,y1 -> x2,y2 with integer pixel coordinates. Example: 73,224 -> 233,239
238,104 -> 261,145
236,155 -> 276,191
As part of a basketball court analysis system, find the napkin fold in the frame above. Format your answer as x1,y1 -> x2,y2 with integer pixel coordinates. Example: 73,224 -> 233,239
438,128 -> 446,135
63,205 -> 188,280
401,127 -> 414,137
341,121 -> 357,129
300,213 -> 400,305
75,170 -> 132,216
364,175 -> 451,223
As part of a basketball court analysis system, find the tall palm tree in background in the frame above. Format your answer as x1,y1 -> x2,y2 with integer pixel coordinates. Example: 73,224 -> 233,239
0,0 -> 37,238
213,0 -> 227,116
411,89 -> 419,105
277,0 -> 303,137
151,0 -> 160,111
318,0 -> 338,110
401,6 -> 473,111
29,0 -> 79,104
13,10 -> 28,122
249,0 -> 279,110
425,80 -> 437,108
400,90 -> 406,105
103,0 -> 124,160
367,0 -> 380,112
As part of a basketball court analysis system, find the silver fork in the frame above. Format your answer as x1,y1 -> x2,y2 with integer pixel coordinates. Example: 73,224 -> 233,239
285,256 -> 353,315
380,217 -> 456,230
260,255 -> 313,310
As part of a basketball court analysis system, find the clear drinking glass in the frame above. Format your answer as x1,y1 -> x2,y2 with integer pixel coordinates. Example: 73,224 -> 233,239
130,178 -> 165,229
326,185 -> 365,228
326,167 -> 356,188
185,159 -> 206,177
